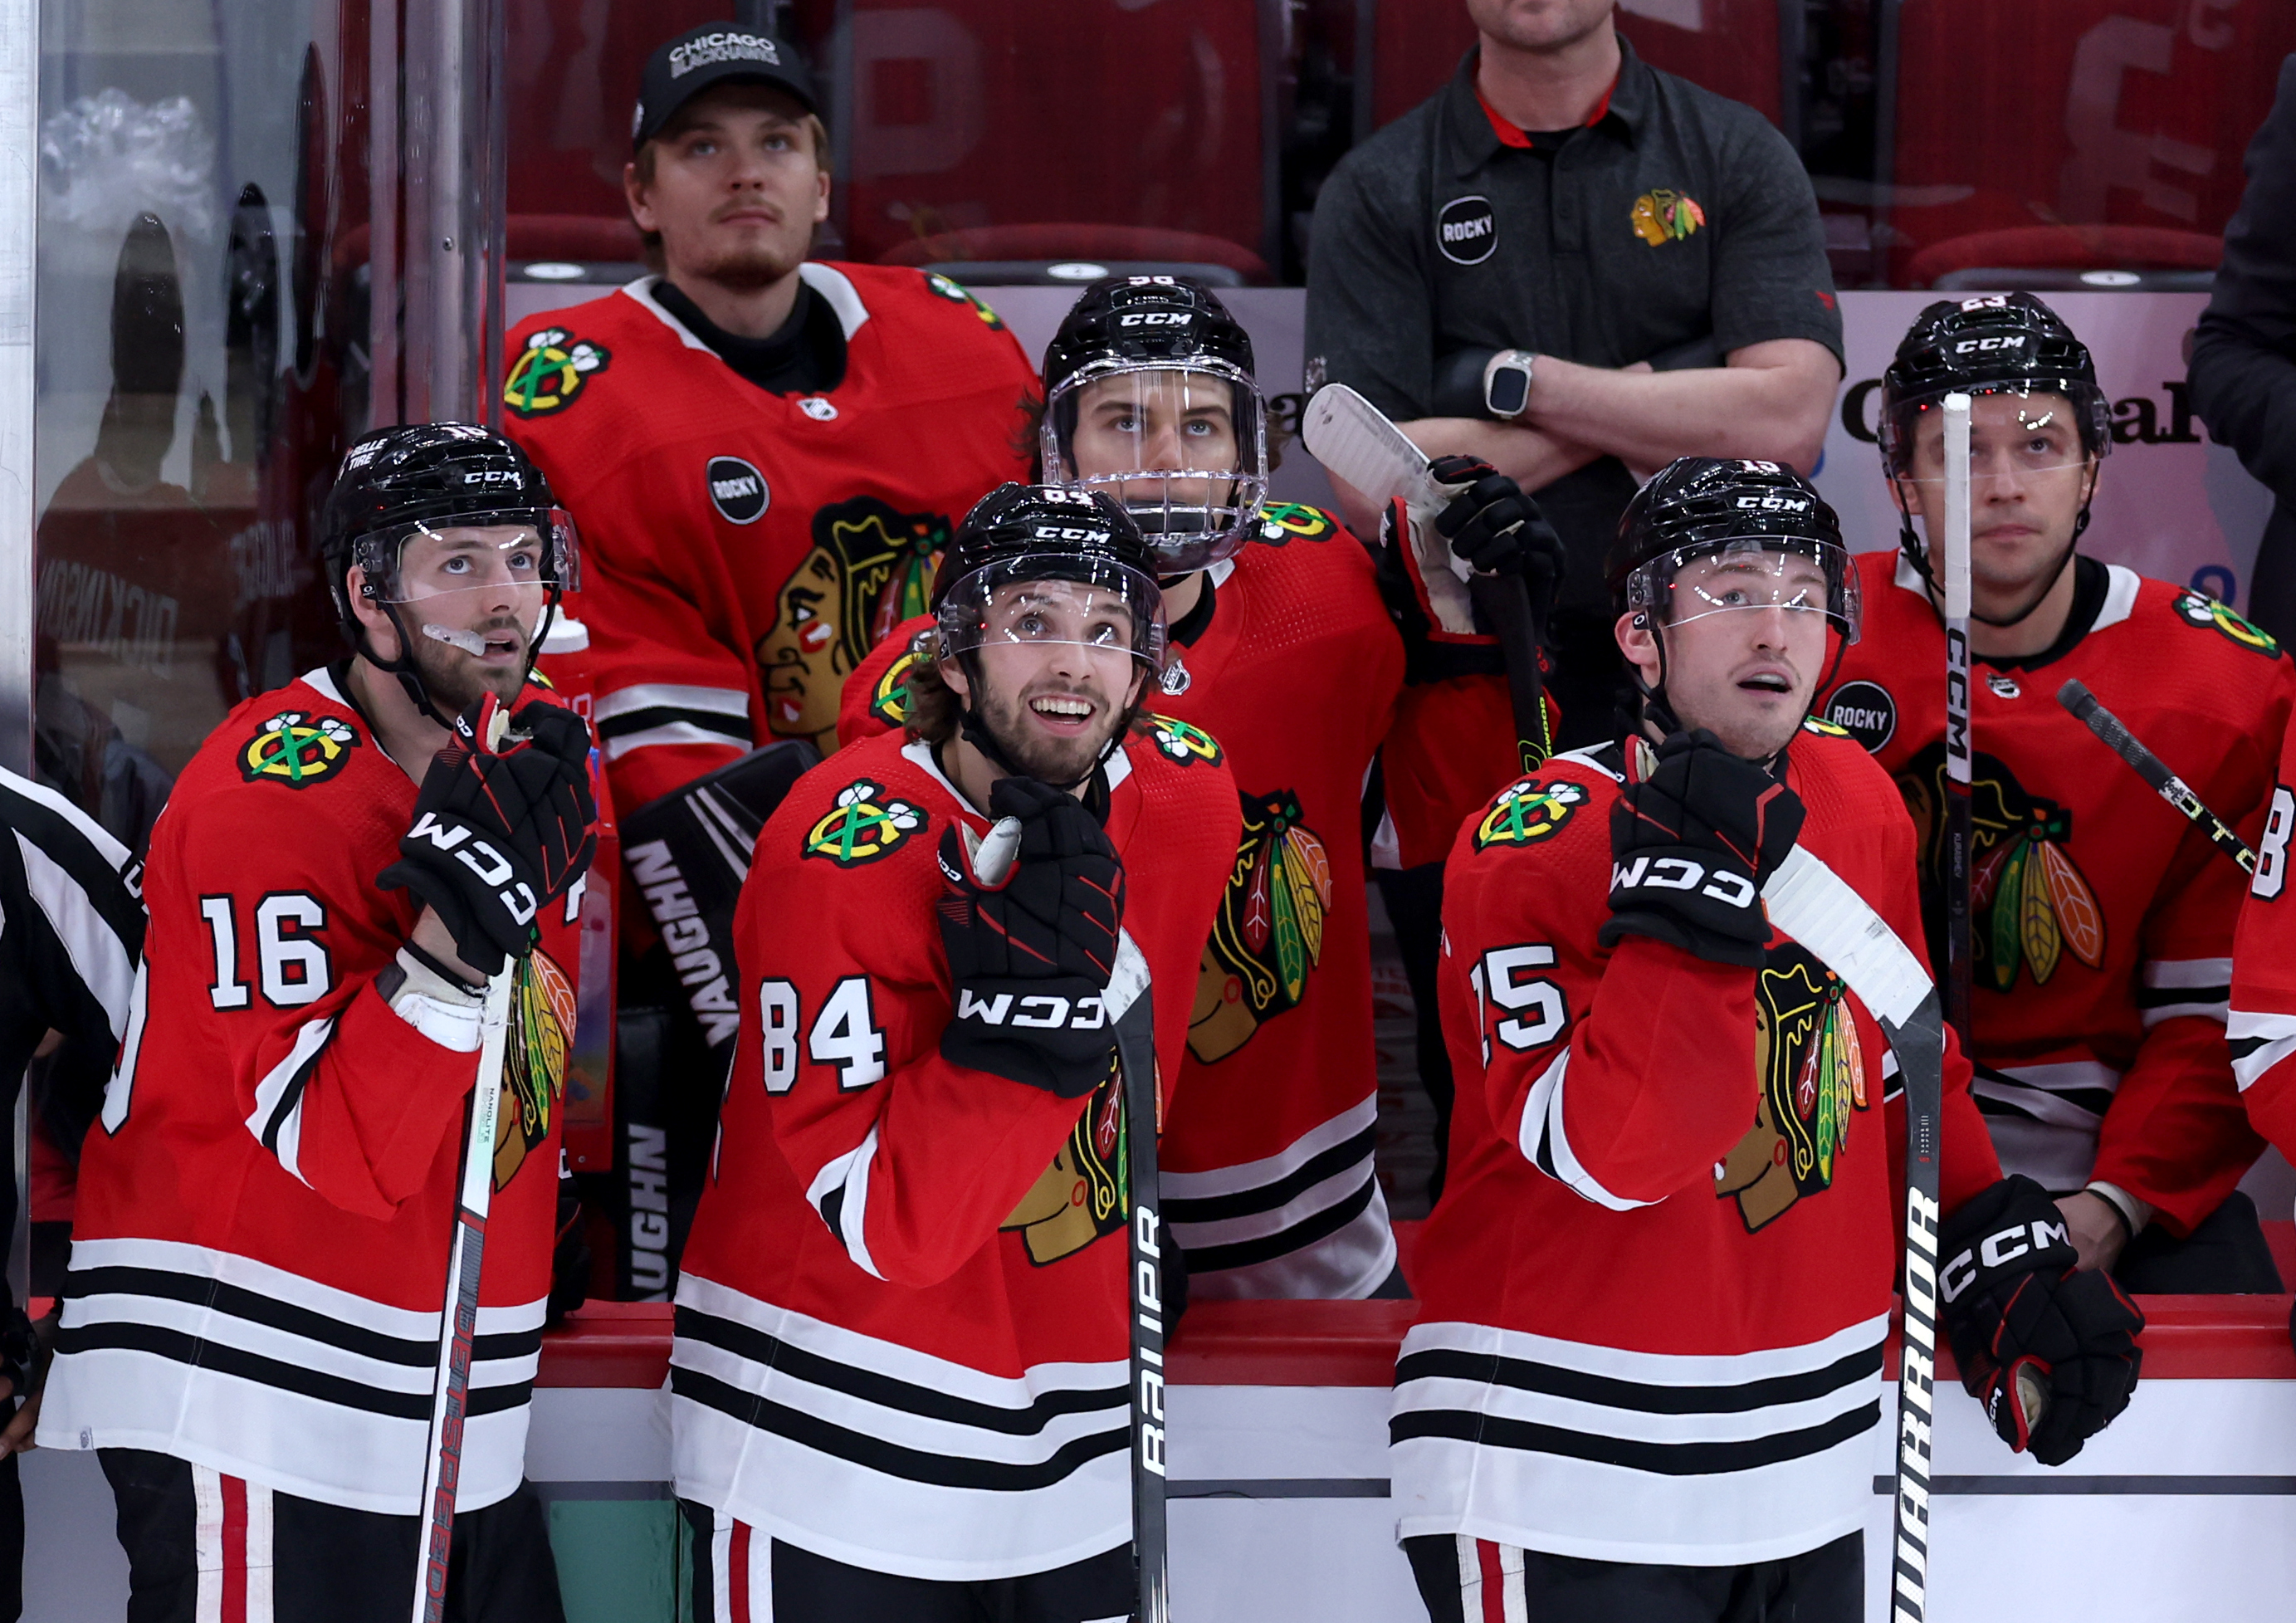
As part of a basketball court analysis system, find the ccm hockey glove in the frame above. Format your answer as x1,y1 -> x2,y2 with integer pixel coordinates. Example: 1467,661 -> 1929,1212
1600,730 -> 1803,967
1429,454 -> 1565,627
379,697 -> 598,975
936,776 -> 1126,1098
1940,1175 -> 2146,1466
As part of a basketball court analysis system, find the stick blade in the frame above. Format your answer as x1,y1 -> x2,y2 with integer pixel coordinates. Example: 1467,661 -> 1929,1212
1300,384 -> 1439,511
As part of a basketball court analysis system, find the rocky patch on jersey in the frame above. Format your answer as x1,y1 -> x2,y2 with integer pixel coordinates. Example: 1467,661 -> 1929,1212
706,456 -> 769,525
1717,944 -> 1869,1231
2172,589 -> 2280,659
503,328 -> 609,418
1473,778 -> 1588,850
925,271 -> 1009,331
1191,790 -> 1332,1063
1256,502 -> 1336,544
239,711 -> 358,787
802,779 -> 925,866
869,644 -> 921,728
1146,715 -> 1224,768
496,947 -> 575,1189
1903,744 -> 2105,992
1001,1055 -> 1126,1264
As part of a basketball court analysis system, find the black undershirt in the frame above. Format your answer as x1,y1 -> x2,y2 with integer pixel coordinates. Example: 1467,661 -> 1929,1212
1165,575 -> 1219,648
652,278 -> 848,395
1984,554 -> 2111,672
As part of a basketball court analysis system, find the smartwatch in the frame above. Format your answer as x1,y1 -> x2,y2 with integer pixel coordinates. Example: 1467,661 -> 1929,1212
1483,350 -> 1536,419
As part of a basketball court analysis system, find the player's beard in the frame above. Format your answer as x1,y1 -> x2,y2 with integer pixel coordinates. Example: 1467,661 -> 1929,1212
687,229 -> 807,292
975,677 -> 1129,786
403,613 -> 530,714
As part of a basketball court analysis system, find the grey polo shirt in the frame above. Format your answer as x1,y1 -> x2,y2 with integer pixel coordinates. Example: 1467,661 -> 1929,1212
1306,36 -> 1841,619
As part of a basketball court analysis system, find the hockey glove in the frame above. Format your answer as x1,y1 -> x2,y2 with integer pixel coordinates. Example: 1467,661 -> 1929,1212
1600,730 -> 1802,968
1429,455 -> 1564,626
379,697 -> 599,975
1940,1175 -> 2146,1466
936,776 -> 1126,1098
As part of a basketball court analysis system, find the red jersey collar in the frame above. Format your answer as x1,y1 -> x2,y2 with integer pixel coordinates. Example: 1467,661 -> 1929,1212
1476,72 -> 1618,149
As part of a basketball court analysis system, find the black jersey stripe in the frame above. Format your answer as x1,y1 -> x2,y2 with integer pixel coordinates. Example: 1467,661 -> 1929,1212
1393,1341 -> 1883,1416
594,705 -> 753,743
52,1320 -> 436,1418
1176,1172 -> 1378,1275
1390,1396 -> 1882,1476
674,1306 -> 1125,1435
671,1364 -> 1127,1491
2136,983 -> 2230,1009
0,775 -> 146,956
1160,1126 -> 1377,1225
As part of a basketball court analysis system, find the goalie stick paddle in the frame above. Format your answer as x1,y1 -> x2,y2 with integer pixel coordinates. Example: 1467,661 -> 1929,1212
970,819 -> 1169,1623
1301,384 -> 1550,771
413,700 -> 519,1623
2058,678 -> 2257,874
1940,393 -> 1976,1051
1761,848 -> 1943,1623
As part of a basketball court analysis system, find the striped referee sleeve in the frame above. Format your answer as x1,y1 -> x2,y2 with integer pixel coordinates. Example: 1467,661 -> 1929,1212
0,765 -> 144,1040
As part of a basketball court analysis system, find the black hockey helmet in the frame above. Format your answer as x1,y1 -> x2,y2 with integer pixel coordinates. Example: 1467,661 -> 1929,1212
932,482 -> 1166,671
1878,292 -> 2110,477
1608,457 -> 1859,642
319,423 -> 579,709
1039,276 -> 1268,574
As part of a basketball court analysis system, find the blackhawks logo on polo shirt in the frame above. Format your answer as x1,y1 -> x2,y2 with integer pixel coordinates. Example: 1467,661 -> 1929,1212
803,779 -> 926,866
240,711 -> 359,787
1630,189 -> 1706,246
504,328 -> 610,418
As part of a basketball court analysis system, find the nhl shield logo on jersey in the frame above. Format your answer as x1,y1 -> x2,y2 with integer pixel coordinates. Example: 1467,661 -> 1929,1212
802,779 -> 926,866
503,328 -> 609,418
1473,778 -> 1588,850
240,711 -> 359,787
496,948 -> 575,1190
1001,1058 -> 1128,1264
1256,502 -> 1336,544
1716,945 -> 1869,1231
1190,790 -> 1333,1063
2171,589 -> 2281,658
1147,715 -> 1224,768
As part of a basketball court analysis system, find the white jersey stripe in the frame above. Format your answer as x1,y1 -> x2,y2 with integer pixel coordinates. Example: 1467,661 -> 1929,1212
193,1464 -> 226,1623
603,721 -> 749,762
1532,1054 -> 1654,1212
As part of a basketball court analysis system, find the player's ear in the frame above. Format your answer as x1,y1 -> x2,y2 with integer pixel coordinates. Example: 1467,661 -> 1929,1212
812,163 -> 831,226
1615,609 -> 1659,685
939,657 -> 971,703
623,158 -> 656,233
347,565 -> 403,662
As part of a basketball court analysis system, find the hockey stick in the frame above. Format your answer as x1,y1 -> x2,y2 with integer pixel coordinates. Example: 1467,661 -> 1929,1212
1301,384 -> 1550,772
971,819 -> 1169,1623
1940,393 -> 1976,1050
2058,679 -> 2256,873
413,704 -> 520,1623
1761,848 -> 1942,1623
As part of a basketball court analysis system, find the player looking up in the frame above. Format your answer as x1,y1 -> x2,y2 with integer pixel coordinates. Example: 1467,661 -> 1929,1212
668,485 -> 1237,1619
1396,457 -> 2142,1621
843,276 -> 1561,1291
37,425 -> 598,1621
1819,293 -> 2296,1291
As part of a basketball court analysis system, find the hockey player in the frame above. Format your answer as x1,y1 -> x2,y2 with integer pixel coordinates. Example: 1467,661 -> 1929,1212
1396,457 -> 2143,1621
840,276 -> 1561,1293
503,21 -> 1038,805
37,425 -> 598,1621
1819,293 -> 2296,1290
668,485 -> 1238,1618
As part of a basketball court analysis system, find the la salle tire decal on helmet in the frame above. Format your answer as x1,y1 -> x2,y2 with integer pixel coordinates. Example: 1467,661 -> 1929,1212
706,456 -> 769,525
1438,196 -> 1497,266
1824,680 -> 1897,753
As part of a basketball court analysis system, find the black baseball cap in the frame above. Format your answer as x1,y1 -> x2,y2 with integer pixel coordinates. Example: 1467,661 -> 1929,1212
632,25 -> 819,152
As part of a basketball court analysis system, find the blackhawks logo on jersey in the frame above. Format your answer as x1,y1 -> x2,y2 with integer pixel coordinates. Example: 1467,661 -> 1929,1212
1902,744 -> 2106,992
496,948 -> 574,1190
759,497 -> 950,750
1190,790 -> 1332,1063
2172,589 -> 2280,658
1001,1055 -> 1129,1264
1146,715 -> 1224,768
924,271 -> 1008,331
240,711 -> 358,787
1256,502 -> 1337,544
1716,944 -> 1869,1231
1473,778 -> 1588,850
503,328 -> 609,418
803,778 -> 926,866
868,643 -> 923,729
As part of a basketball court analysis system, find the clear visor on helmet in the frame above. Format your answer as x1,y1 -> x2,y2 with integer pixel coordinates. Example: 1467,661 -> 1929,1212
1042,359 -> 1270,575
353,508 -> 581,607
1626,536 -> 1860,643
1882,383 -> 2111,486
936,554 -> 1168,674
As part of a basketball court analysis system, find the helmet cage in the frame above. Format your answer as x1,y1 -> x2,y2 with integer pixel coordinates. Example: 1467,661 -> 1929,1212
1041,356 -> 1269,574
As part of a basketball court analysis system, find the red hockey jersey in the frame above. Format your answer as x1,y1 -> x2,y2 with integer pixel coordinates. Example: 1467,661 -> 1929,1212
2221,683 -> 2296,1160
1394,726 -> 1997,1565
838,508 -> 1409,1298
669,728 -> 1238,1581
39,669 -> 589,1514
504,266 -> 1037,814
1819,551 -> 2291,1231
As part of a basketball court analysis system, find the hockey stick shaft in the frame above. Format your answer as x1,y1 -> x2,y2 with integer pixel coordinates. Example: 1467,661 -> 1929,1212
2058,679 -> 2256,873
1468,574 -> 1552,773
1941,394 -> 1975,1051
413,965 -> 514,1623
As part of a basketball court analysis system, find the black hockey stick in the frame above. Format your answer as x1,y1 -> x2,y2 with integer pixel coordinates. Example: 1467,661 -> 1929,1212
2059,679 -> 2256,873
1940,395 -> 1976,1050
1762,848 -> 1942,1623
413,704 -> 520,1623
973,821 -> 1168,1623
1469,574 -> 1553,774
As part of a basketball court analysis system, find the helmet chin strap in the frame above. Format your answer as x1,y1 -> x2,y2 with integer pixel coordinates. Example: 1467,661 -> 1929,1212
361,594 -> 555,732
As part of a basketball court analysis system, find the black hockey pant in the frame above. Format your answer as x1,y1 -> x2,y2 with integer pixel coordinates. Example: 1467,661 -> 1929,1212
1404,1529 -> 1861,1623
